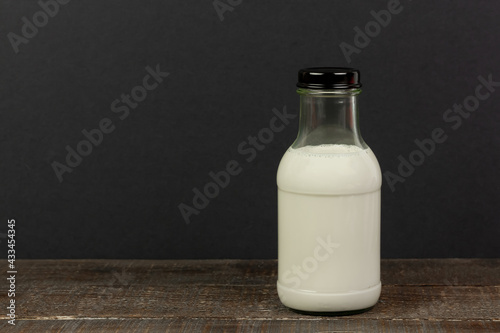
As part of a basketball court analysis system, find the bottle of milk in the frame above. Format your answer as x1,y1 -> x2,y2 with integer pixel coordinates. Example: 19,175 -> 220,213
277,67 -> 382,313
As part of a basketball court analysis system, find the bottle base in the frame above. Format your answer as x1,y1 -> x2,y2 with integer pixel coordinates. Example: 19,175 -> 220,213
277,281 -> 381,313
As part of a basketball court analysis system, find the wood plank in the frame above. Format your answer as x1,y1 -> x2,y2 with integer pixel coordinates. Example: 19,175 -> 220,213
1,319 -> 499,333
0,259 -> 498,332
9,284 -> 500,320
6,258 -> 500,286
381,259 -> 500,286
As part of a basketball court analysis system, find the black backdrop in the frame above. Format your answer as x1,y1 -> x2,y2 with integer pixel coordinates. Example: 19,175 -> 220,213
1,0 -> 499,259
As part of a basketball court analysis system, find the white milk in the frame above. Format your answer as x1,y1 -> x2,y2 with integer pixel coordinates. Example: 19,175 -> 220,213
277,144 -> 382,312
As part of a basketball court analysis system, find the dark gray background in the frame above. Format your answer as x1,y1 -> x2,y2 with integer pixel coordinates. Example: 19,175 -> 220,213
1,0 -> 499,259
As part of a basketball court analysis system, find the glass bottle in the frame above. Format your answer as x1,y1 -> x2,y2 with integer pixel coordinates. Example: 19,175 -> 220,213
277,67 -> 382,312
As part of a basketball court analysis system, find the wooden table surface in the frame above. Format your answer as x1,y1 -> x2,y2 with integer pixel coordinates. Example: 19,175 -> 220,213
0,259 -> 499,332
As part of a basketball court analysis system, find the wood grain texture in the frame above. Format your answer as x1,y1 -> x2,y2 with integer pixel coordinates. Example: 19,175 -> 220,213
0,259 -> 499,332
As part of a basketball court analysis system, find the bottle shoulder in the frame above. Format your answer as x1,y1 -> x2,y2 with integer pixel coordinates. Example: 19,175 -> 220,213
277,145 -> 382,195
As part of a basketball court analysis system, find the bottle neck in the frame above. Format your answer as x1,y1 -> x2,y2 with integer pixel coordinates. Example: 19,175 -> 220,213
292,88 -> 367,150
